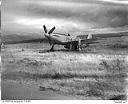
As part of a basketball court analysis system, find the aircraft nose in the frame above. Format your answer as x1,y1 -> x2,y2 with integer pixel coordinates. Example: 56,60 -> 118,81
44,33 -> 49,38
44,33 -> 47,36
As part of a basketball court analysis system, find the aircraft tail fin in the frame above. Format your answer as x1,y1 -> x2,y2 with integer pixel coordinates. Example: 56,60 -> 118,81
87,34 -> 92,39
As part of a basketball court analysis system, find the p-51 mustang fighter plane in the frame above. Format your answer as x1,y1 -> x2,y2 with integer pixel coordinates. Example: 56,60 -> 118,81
43,25 -> 93,51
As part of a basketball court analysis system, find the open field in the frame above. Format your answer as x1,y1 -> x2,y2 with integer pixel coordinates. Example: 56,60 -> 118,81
1,35 -> 128,100
2,0 -> 128,100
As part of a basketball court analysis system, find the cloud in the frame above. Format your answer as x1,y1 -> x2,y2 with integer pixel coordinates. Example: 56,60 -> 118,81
99,0 -> 128,4
14,17 -> 94,32
2,0 -> 128,34
84,6 -> 128,28
36,1 -> 91,9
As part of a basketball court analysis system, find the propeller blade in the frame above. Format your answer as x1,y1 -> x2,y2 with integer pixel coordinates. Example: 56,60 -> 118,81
49,39 -> 52,46
48,26 -> 55,34
43,25 -> 47,33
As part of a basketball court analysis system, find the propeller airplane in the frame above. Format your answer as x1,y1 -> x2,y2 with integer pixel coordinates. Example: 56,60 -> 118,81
43,25 -> 93,51
42,25 -> 128,51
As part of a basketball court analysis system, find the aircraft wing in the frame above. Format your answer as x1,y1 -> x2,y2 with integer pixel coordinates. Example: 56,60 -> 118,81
78,31 -> 128,44
63,38 -> 98,46
80,38 -> 99,45
78,31 -> 128,39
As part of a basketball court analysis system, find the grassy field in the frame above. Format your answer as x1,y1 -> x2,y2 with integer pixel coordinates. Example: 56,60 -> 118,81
1,35 -> 128,100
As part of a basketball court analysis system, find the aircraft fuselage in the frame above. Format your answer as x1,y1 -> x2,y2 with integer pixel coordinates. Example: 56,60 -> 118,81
44,33 -> 77,45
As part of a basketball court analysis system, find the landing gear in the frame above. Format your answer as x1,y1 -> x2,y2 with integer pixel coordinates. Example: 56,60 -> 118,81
78,39 -> 82,51
64,39 -> 82,51
78,46 -> 81,51
50,44 -> 54,51
69,42 -> 81,51
69,43 -> 73,51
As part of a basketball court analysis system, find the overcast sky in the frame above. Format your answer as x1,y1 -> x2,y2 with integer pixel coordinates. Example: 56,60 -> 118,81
2,0 -> 128,35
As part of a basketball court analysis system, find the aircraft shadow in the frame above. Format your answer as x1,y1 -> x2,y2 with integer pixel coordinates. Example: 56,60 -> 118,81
38,49 -> 81,53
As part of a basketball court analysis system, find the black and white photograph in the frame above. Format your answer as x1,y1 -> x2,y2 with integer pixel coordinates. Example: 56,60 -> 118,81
1,0 -> 128,101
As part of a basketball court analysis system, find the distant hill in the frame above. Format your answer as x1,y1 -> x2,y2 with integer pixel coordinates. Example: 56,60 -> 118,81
2,34 -> 47,44
2,31 -> 128,44
72,26 -> 128,37
78,31 -> 128,39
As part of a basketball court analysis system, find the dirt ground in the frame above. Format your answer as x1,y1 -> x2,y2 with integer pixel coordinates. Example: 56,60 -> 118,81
1,43 -> 128,100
